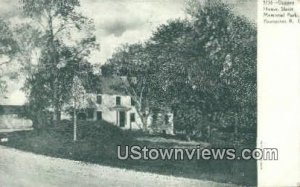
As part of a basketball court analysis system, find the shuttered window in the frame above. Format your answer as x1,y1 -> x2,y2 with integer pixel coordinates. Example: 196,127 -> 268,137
97,95 -> 102,104
116,96 -> 121,105
130,113 -> 135,122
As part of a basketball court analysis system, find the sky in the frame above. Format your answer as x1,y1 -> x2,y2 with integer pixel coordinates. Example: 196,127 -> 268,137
81,0 -> 257,64
0,0 -> 256,105
1,0 -> 257,64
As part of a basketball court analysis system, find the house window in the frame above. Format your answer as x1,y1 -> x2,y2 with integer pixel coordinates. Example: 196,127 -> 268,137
164,115 -> 169,124
130,113 -> 135,122
87,108 -> 94,119
96,111 -> 102,121
116,96 -> 121,105
77,112 -> 86,120
96,95 -> 102,104
131,98 -> 135,106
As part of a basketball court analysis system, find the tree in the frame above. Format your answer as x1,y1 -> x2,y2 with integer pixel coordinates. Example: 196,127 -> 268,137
144,19 -> 211,139
154,0 -> 257,139
102,44 -> 156,130
0,19 -> 19,93
20,0 -> 99,125
70,76 -> 87,141
185,0 -> 257,137
0,19 -> 19,66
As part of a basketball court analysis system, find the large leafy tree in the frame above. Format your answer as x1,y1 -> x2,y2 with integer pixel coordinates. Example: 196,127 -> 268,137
152,1 -> 256,138
20,0 -> 99,126
185,0 -> 257,135
102,0 -> 256,140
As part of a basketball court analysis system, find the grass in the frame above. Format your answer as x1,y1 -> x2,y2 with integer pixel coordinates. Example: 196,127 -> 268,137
1,120 -> 257,186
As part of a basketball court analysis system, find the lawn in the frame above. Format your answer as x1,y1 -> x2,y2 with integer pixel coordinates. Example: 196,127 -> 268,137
0,120 -> 256,186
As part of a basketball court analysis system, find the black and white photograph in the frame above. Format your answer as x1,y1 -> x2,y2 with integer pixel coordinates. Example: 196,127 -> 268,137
0,0 -> 270,186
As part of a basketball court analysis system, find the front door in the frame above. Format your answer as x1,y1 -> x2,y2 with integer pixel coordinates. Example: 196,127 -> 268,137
96,111 -> 102,121
119,111 -> 126,127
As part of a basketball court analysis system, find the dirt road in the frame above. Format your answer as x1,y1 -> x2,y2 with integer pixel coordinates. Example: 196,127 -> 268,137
0,145 -> 237,187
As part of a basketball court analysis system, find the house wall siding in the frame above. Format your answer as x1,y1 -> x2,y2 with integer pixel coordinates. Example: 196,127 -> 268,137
102,110 -> 117,125
87,94 -> 143,130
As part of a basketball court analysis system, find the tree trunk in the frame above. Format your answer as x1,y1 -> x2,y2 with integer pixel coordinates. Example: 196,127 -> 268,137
73,108 -> 77,142
48,14 -> 61,126
53,95 -> 61,126
135,109 -> 148,131
142,115 -> 149,131
234,112 -> 238,140
33,111 -> 47,130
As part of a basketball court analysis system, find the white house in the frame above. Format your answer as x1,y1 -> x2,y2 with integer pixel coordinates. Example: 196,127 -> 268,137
0,98 -> 32,131
79,93 -> 143,130
75,76 -> 174,134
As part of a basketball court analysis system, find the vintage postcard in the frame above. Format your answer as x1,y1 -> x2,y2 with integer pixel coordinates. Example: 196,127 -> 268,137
0,0 -> 298,186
